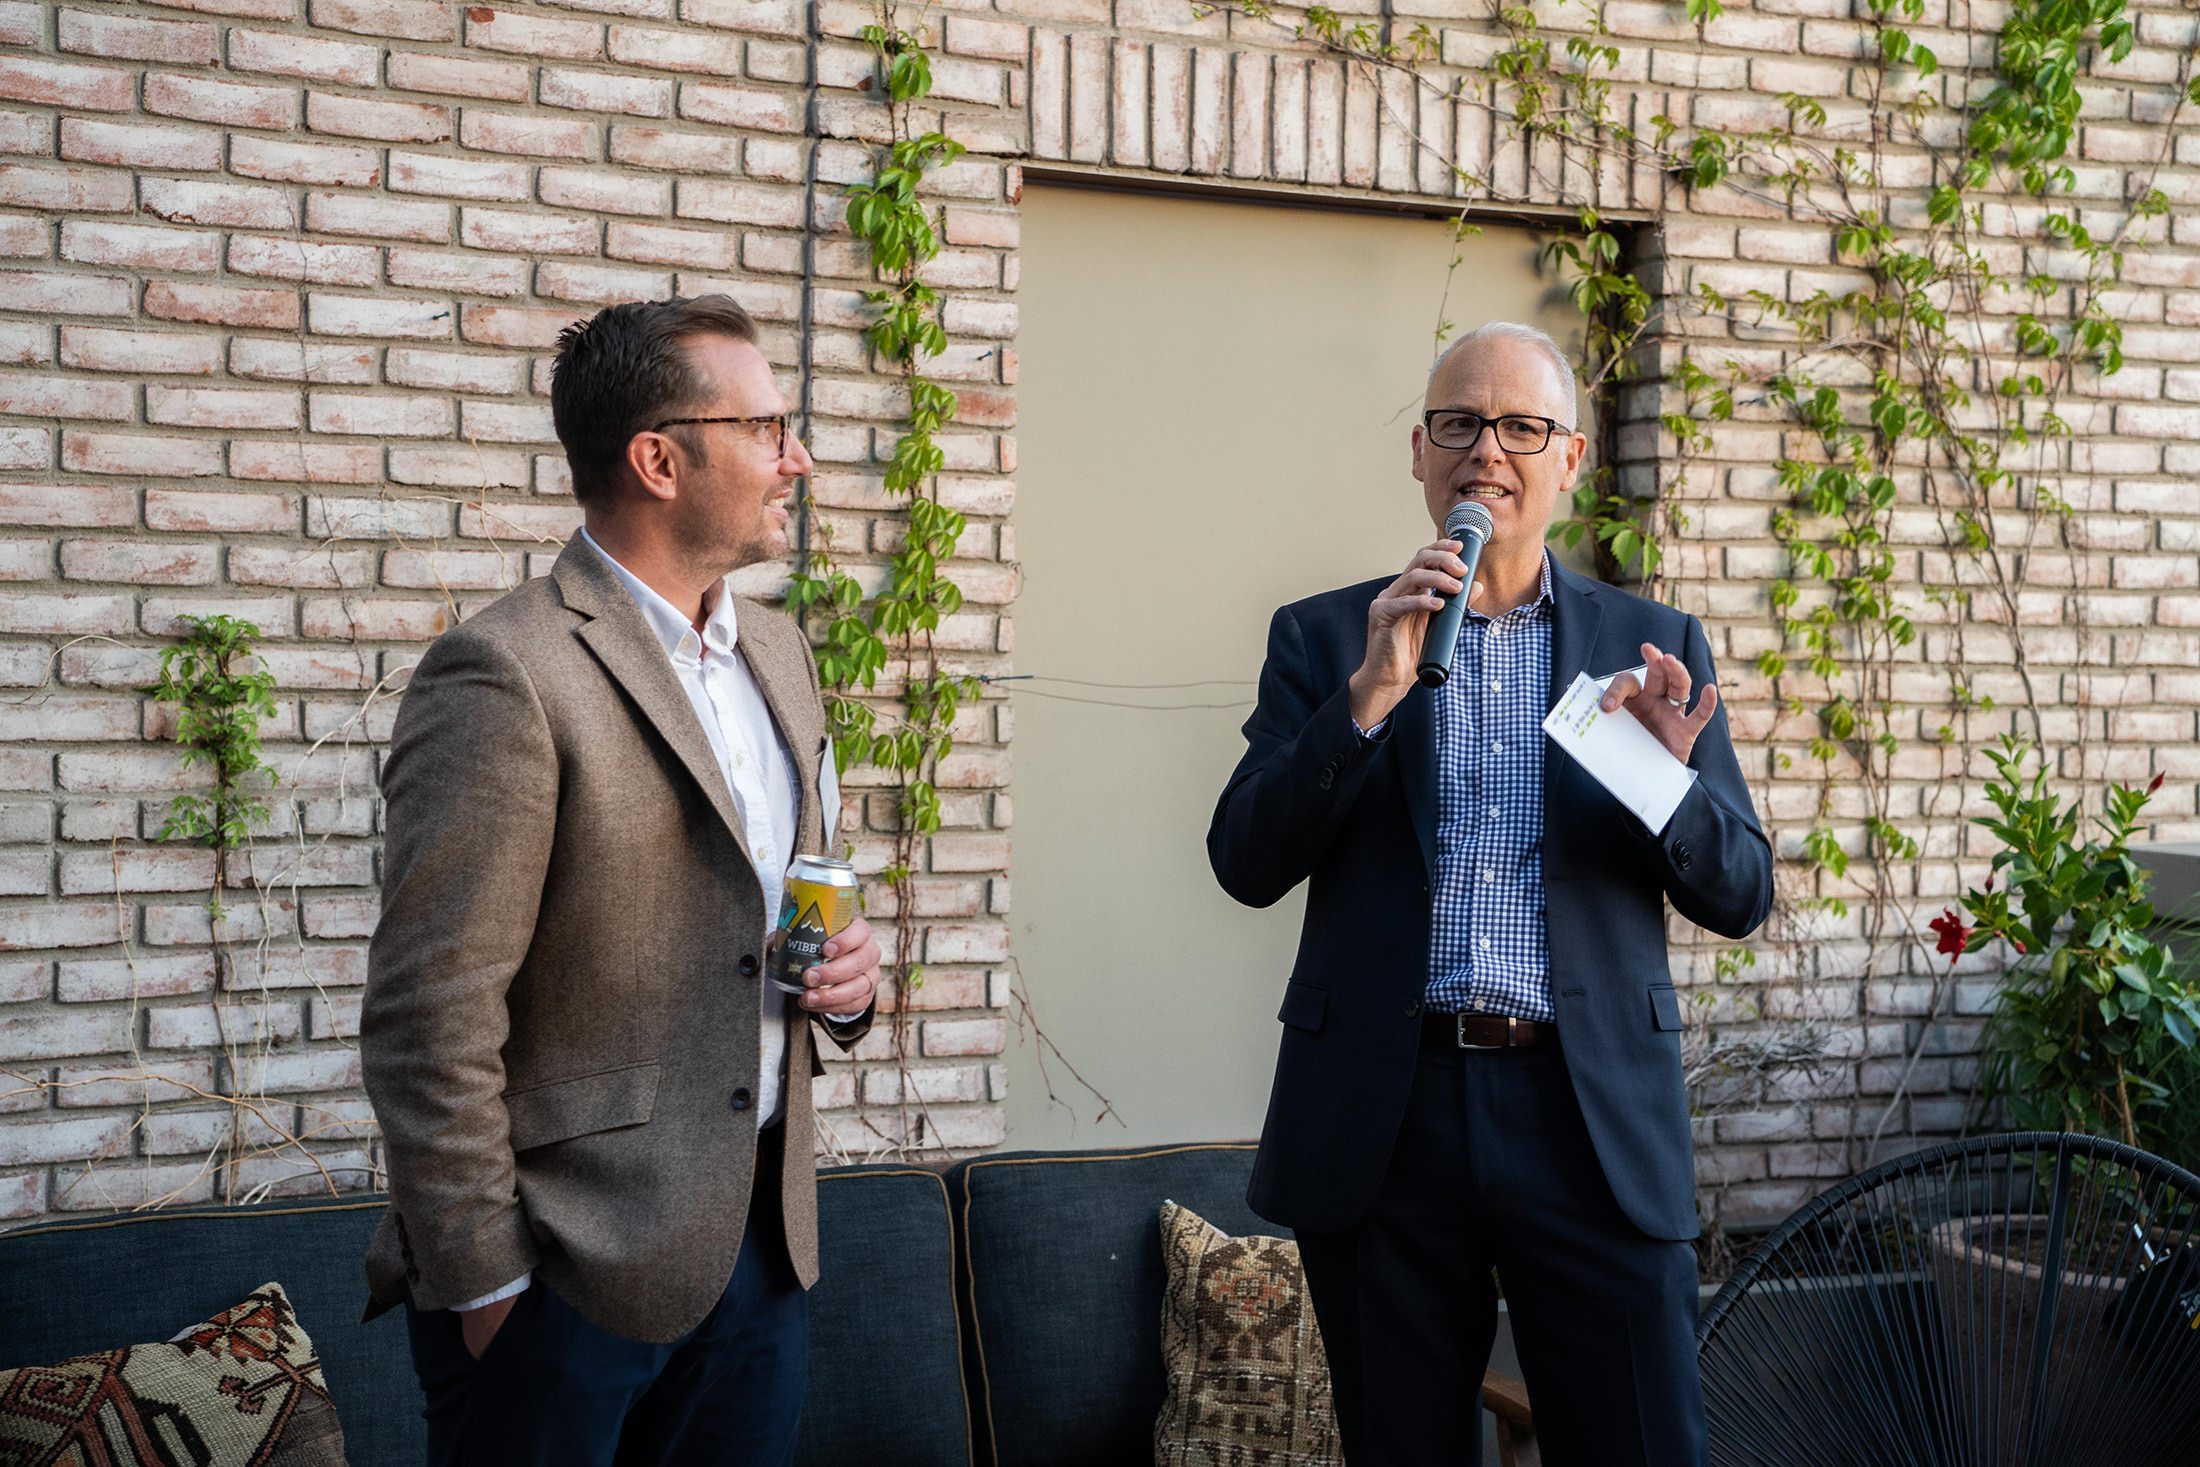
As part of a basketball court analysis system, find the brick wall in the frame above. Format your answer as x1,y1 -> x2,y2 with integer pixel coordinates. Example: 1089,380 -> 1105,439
1,0 -> 2195,1230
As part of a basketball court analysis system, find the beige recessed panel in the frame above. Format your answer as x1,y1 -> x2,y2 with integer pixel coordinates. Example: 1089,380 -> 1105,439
1006,182 -> 1588,1150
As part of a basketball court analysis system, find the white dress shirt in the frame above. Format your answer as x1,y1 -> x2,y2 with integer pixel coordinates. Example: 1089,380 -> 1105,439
453,529 -> 841,1312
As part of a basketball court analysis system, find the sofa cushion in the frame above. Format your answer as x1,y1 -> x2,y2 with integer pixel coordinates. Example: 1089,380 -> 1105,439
1154,1201 -> 1339,1467
0,1280 -> 352,1465
802,1163 -> 973,1466
953,1143 -> 1269,1467
0,1196 -> 414,1466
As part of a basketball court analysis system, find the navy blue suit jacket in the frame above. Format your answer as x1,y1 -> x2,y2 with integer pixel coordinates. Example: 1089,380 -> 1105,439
1209,560 -> 1774,1242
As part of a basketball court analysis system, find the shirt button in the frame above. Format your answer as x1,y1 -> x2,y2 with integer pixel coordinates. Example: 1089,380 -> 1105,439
1482,870 -> 1495,883
1491,741 -> 1503,753
1491,681 -> 1502,692
731,1088 -> 754,1111
1477,937 -> 1491,951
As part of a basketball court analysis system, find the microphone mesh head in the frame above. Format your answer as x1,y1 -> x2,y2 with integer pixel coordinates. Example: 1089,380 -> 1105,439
1444,500 -> 1495,544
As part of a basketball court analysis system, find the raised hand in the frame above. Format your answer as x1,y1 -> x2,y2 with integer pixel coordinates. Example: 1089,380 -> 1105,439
1600,641 -> 1719,765
1348,541 -> 1475,730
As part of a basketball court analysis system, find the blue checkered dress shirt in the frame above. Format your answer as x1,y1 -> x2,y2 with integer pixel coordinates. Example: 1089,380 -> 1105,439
1425,554 -> 1555,1020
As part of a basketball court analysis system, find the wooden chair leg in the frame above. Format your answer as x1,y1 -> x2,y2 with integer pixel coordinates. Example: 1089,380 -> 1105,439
1482,1367 -> 1537,1467
1494,1416 -> 1542,1467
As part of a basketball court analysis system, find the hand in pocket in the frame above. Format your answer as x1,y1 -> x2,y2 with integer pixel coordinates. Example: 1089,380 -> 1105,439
459,1293 -> 520,1361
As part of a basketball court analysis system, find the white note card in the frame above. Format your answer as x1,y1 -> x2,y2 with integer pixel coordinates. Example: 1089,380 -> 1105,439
1541,670 -> 1698,835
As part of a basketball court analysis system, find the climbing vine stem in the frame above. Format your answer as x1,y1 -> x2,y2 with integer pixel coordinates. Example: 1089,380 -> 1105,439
787,6 -> 981,1150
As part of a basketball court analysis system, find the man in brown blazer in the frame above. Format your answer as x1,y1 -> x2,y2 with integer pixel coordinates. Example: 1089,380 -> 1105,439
362,295 -> 881,1467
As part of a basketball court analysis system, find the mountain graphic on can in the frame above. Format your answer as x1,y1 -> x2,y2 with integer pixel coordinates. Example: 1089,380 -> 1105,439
769,855 -> 859,996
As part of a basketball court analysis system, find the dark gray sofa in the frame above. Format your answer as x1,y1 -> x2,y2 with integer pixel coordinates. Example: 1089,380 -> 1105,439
0,1142 -> 1271,1467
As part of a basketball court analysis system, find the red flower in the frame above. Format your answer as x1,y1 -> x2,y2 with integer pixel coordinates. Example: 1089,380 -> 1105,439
2149,771 -> 2165,795
1930,908 -> 1971,962
1984,872 -> 1994,894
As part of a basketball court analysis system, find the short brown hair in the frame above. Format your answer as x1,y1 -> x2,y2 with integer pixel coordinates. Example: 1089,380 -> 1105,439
549,295 -> 760,506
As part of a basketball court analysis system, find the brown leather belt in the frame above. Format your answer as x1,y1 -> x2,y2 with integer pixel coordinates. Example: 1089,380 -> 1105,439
1422,1011 -> 1558,1050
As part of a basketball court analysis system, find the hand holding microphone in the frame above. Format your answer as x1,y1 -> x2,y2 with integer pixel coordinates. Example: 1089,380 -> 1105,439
1347,501 -> 1496,731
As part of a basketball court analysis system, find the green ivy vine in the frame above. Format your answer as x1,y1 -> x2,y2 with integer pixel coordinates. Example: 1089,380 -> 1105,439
786,7 -> 981,1138
146,614 -> 278,920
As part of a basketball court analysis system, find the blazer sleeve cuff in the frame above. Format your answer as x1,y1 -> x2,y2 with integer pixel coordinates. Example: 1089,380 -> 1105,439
406,1207 -> 538,1313
1301,682 -> 1386,796
817,1003 -> 873,1050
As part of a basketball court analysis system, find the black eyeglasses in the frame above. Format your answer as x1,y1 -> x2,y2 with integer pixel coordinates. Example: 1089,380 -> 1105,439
1422,410 -> 1574,455
651,413 -> 789,458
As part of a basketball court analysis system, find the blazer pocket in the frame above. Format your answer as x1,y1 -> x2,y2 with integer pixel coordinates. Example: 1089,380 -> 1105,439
503,1060 -> 661,1152
1278,981 -> 1328,1033
1648,984 -> 1685,1033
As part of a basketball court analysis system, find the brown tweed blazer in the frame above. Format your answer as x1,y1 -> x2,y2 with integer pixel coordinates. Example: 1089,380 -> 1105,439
360,536 -> 868,1344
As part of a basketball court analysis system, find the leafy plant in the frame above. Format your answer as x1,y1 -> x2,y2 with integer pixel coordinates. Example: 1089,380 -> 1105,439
1953,739 -> 2198,1148
146,614 -> 278,917
785,8 -> 985,1142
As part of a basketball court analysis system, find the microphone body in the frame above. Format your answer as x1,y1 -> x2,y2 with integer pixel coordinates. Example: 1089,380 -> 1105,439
1415,501 -> 1496,689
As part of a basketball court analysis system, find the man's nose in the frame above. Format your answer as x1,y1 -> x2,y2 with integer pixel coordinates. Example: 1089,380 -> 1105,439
782,434 -> 815,476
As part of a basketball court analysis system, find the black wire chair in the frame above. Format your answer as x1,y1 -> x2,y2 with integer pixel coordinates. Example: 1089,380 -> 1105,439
1697,1132 -> 2200,1466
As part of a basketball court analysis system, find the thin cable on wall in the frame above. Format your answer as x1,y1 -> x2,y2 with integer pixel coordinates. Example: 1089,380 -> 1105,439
977,674 -> 1255,711
1003,676 -> 1256,690
1005,689 -> 1253,711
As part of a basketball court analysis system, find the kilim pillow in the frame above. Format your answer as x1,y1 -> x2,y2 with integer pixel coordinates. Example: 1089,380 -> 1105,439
0,1280 -> 352,1466
1154,1200 -> 1343,1467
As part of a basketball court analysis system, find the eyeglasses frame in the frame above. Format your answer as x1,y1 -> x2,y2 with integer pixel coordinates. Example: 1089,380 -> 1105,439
1419,409 -> 1577,456
649,412 -> 790,458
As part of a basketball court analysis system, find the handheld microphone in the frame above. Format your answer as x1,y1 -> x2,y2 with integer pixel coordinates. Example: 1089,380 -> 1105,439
1415,500 -> 1496,689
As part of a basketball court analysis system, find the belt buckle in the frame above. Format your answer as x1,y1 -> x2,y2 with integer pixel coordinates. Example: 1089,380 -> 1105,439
1455,1013 -> 1513,1050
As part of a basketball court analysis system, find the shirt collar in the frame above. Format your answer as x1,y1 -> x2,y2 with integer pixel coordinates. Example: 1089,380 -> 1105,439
578,526 -> 738,664
1467,550 -> 1556,623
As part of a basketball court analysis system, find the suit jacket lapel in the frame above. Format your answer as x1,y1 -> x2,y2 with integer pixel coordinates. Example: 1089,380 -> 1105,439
1396,678 -> 1438,877
1544,561 -> 1605,798
735,610 -> 818,850
552,540 -> 754,867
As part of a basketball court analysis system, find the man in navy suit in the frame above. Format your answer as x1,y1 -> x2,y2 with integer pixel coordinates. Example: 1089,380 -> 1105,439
1209,322 -> 1773,1466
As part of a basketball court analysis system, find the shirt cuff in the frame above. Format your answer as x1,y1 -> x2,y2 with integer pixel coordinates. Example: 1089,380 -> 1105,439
1351,715 -> 1390,741
823,1008 -> 866,1027
452,1273 -> 531,1311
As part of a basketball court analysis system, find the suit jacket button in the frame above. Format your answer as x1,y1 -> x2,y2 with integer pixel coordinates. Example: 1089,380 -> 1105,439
731,1087 -> 754,1111
405,1266 -> 421,1283
1404,998 -> 1423,1018
1674,842 -> 1693,870
1317,767 -> 1336,791
739,954 -> 760,977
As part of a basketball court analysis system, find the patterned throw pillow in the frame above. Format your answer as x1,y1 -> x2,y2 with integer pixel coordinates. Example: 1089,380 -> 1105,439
0,1280 -> 351,1466
1155,1200 -> 1344,1467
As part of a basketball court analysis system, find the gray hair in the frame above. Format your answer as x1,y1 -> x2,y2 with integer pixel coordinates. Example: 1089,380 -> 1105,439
1428,321 -> 1579,428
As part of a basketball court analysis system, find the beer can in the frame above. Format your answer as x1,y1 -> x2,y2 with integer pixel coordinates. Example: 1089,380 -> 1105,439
767,855 -> 860,996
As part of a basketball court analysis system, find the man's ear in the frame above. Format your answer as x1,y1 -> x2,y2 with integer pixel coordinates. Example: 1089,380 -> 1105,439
1410,423 -> 1427,484
624,430 -> 681,505
1562,430 -> 1588,486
